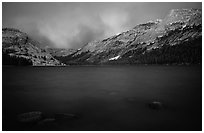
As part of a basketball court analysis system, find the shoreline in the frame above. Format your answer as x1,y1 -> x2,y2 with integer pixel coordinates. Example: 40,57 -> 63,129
2,63 -> 202,67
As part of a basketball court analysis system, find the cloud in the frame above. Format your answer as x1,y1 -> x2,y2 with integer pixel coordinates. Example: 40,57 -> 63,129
68,24 -> 105,49
99,9 -> 130,37
34,7 -> 108,48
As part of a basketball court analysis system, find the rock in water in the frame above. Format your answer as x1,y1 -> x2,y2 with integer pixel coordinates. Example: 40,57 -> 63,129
54,113 -> 79,120
148,101 -> 163,110
17,111 -> 43,123
38,118 -> 56,125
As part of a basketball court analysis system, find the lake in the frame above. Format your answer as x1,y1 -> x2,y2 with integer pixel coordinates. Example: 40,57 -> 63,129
2,65 -> 202,131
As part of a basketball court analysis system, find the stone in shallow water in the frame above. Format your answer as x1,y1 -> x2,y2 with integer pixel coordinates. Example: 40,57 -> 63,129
17,111 -> 43,123
109,91 -> 118,95
38,118 -> 56,125
126,97 -> 138,103
54,113 -> 79,120
148,101 -> 163,110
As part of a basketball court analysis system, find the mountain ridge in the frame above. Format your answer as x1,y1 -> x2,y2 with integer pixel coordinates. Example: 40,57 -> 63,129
2,8 -> 202,66
55,8 -> 201,65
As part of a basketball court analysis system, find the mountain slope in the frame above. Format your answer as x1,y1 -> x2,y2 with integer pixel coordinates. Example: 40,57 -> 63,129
2,28 -> 64,66
57,8 -> 201,65
47,48 -> 76,57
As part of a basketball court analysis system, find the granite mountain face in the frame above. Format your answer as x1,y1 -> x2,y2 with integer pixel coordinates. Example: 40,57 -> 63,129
55,8 -> 201,65
46,48 -> 76,57
2,28 -> 64,66
2,9 -> 202,66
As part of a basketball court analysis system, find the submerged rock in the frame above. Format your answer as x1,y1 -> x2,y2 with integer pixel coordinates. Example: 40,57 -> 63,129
17,111 -> 43,123
126,97 -> 137,103
108,91 -> 118,95
38,118 -> 56,125
148,101 -> 163,110
54,113 -> 79,120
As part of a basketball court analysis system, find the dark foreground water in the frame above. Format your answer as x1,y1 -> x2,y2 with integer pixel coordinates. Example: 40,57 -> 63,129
2,65 -> 202,131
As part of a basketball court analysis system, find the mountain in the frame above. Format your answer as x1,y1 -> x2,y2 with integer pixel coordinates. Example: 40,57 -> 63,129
56,8 -> 201,65
2,28 -> 64,66
3,8 -> 201,66
47,48 -> 76,57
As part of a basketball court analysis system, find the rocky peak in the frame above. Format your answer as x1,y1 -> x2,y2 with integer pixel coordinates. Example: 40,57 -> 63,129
3,28 -> 24,34
163,8 -> 201,26
2,28 -> 64,66
133,19 -> 162,31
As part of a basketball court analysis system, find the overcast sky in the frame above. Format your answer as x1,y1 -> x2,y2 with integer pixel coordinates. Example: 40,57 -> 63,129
2,2 -> 201,49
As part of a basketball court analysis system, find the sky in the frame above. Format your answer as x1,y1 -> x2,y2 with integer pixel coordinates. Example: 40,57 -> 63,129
2,2 -> 202,49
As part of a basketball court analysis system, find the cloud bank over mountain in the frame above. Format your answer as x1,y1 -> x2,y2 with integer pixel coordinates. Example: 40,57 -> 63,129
3,2 -> 201,49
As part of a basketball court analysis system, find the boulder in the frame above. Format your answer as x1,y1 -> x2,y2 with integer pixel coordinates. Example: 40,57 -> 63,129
148,101 -> 163,110
38,118 -> 56,125
17,111 -> 43,123
54,113 -> 79,120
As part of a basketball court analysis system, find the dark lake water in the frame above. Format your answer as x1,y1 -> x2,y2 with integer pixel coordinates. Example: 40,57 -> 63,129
2,65 -> 202,131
